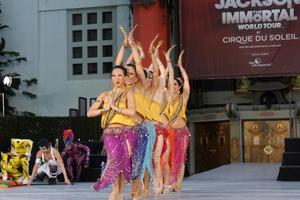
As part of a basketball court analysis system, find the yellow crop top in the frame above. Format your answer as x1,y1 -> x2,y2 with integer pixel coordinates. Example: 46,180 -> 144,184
134,90 -> 148,117
101,95 -> 135,129
146,101 -> 162,123
169,97 -> 187,122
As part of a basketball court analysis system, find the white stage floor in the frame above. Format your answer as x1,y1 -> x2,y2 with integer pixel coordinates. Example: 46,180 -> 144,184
1,163 -> 300,200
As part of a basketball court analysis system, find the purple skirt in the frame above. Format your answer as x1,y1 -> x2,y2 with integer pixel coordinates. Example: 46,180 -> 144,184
92,126 -> 137,191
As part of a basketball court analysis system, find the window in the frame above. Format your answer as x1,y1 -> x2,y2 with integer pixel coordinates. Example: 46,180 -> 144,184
88,46 -> 97,58
103,62 -> 113,74
73,64 -> 83,75
102,11 -> 112,23
73,30 -> 82,42
87,12 -> 97,24
72,14 -> 82,25
102,28 -> 112,40
73,47 -> 82,58
87,29 -> 97,41
68,8 -> 116,80
88,63 -> 98,74
103,45 -> 112,57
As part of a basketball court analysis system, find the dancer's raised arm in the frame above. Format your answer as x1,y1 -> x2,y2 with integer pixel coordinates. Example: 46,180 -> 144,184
128,26 -> 148,89
164,45 -> 176,101
115,26 -> 129,66
177,50 -> 190,101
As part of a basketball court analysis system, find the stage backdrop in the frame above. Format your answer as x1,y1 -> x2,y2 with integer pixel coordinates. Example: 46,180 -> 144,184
180,0 -> 300,79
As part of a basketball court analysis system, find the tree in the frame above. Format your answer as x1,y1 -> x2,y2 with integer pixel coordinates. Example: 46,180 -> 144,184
0,2 -> 37,116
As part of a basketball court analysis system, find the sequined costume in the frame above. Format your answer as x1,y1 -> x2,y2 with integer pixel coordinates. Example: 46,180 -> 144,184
92,126 -> 137,191
169,95 -> 190,186
131,123 -> 148,180
154,124 -> 169,163
170,126 -> 190,185
139,122 -> 156,181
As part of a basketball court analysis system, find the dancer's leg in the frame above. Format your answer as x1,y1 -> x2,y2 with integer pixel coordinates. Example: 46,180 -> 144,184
162,141 -> 171,193
142,169 -> 150,196
66,157 -> 74,180
153,135 -> 163,194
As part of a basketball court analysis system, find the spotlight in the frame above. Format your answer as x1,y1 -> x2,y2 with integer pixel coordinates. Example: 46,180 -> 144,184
3,75 -> 13,87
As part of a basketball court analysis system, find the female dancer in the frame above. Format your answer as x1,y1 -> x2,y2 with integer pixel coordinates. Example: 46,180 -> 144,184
145,42 -> 176,194
160,45 -> 176,193
87,65 -> 136,200
114,26 -> 157,200
169,50 -> 190,192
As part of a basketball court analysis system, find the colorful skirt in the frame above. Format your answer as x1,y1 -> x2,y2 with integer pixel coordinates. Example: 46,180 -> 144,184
92,126 -> 137,191
170,126 -> 190,185
140,122 -> 156,181
131,122 -> 148,180
154,124 -> 174,170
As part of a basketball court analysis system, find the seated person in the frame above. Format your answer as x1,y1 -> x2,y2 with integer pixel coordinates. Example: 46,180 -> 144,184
1,138 -> 33,185
29,138 -> 71,185
61,129 -> 90,182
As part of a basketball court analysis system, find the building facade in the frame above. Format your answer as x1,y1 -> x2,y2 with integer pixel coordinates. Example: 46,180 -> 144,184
2,0 -> 131,116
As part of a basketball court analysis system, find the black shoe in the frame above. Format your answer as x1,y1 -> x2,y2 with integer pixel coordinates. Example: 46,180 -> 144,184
48,178 -> 57,185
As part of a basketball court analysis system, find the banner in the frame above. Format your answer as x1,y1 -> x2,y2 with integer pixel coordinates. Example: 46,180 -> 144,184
180,0 -> 300,79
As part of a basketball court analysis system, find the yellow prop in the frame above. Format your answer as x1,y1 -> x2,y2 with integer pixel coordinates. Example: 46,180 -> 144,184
1,139 -> 33,184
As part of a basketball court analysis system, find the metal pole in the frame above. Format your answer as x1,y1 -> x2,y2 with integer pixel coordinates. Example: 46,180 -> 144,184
1,93 -> 4,117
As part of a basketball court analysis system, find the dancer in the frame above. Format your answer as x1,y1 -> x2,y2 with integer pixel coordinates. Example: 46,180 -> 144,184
29,138 -> 71,185
61,129 -> 90,182
160,45 -> 176,193
87,65 -> 136,200
169,50 -> 190,192
145,40 -> 173,195
124,28 -> 158,199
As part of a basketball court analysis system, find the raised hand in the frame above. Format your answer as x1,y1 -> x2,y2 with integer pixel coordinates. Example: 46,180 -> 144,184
154,40 -> 163,57
178,50 -> 185,67
164,44 -> 176,60
128,24 -> 138,46
149,34 -> 159,55
129,24 -> 138,35
137,42 -> 145,59
119,25 -> 129,48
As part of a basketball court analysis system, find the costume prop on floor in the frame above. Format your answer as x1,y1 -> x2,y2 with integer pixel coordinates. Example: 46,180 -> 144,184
0,139 -> 33,185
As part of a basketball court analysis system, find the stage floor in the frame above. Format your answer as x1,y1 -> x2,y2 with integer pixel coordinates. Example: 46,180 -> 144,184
1,163 -> 300,200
